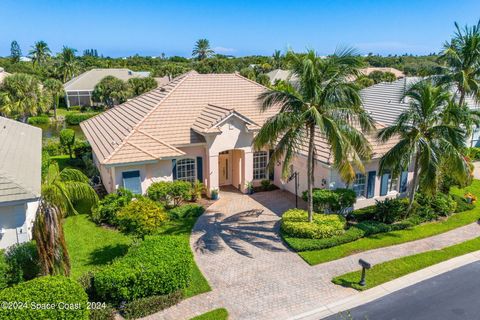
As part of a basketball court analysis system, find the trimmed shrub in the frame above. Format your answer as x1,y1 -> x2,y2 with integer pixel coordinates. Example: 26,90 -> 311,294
0,276 -> 89,319
284,220 -> 412,251
373,198 -> 408,224
0,251 -> 8,290
27,115 -> 50,125
168,204 -> 205,219
91,188 -> 133,224
452,194 -> 475,213
4,241 -> 40,285
147,180 -> 192,207
281,209 -> 346,239
60,128 -> 76,158
302,188 -> 356,214
349,205 -> 376,222
94,235 -> 192,303
260,179 -> 275,191
121,291 -> 183,319
65,112 -> 99,125
43,138 -> 63,156
115,197 -> 168,237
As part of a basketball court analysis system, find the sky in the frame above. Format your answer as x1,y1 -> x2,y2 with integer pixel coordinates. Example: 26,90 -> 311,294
1,0 -> 480,58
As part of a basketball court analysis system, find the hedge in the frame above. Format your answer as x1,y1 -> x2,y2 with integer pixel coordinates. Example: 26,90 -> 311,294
281,209 -> 346,239
94,235 -> 192,303
283,220 -> 412,251
27,116 -> 50,125
168,204 -> 205,219
0,251 -> 7,290
65,112 -> 99,125
121,291 -> 183,319
0,276 -> 89,320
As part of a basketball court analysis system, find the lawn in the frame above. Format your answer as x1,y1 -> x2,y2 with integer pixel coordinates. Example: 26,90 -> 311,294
190,308 -> 229,320
332,236 -> 480,290
64,209 -> 211,297
298,180 -> 480,265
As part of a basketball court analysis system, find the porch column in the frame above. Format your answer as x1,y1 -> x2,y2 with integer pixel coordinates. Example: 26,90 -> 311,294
208,153 -> 219,195
243,150 -> 254,193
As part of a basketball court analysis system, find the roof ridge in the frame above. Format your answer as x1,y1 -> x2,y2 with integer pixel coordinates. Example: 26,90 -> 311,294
0,170 -> 38,199
136,129 -> 185,154
206,103 -> 232,112
233,72 -> 271,90
102,72 -> 193,164
124,141 -> 158,159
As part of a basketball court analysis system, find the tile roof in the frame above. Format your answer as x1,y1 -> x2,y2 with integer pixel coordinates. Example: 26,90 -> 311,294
192,104 -> 260,134
0,117 -> 41,203
64,68 -> 151,92
81,72 -> 276,165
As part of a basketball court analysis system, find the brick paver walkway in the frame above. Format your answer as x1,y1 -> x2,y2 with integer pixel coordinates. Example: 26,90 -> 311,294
143,188 -> 480,320
474,162 -> 480,179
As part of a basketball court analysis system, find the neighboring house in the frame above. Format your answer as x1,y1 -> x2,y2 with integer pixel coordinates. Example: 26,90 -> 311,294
358,67 -> 405,78
0,67 -> 11,85
81,71 -> 414,209
361,77 -> 480,147
0,117 -> 41,249
64,68 -> 152,107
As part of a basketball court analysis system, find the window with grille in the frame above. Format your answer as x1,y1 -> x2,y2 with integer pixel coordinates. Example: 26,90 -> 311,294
253,151 -> 268,180
176,158 -> 196,183
352,173 -> 366,197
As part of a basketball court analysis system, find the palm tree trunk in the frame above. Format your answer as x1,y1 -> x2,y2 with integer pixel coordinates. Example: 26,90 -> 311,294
307,124 -> 315,222
408,152 -> 420,211
459,87 -> 466,106
54,95 -> 59,120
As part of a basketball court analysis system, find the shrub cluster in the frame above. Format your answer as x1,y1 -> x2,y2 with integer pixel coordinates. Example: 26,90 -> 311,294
147,180 -> 192,207
121,291 -> 183,319
302,188 -> 356,214
115,198 -> 168,238
168,204 -> 205,219
467,147 -> 480,161
94,235 -> 192,303
260,179 -> 276,191
27,115 -> 50,125
91,188 -> 133,224
373,198 -> 409,224
451,194 -> 475,212
0,276 -> 89,320
281,209 -> 346,239
4,241 -> 40,285
65,112 -> 99,125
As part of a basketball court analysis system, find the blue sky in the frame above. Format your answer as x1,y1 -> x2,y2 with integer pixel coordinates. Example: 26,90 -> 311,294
1,0 -> 479,57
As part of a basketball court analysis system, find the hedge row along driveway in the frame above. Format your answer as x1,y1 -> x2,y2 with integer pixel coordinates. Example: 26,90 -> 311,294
298,180 -> 480,265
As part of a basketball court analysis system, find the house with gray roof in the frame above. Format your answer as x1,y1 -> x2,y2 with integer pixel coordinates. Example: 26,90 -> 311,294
0,117 -> 41,248
64,68 -> 152,108
361,77 -> 480,147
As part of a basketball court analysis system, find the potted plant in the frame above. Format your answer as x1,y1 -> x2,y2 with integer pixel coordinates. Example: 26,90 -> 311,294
210,188 -> 219,200
245,181 -> 254,195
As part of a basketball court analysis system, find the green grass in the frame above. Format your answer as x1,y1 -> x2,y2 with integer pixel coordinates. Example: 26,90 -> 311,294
298,180 -> 480,265
50,155 -> 84,171
332,236 -> 480,290
64,206 -> 211,297
190,308 -> 229,320
64,214 -> 133,279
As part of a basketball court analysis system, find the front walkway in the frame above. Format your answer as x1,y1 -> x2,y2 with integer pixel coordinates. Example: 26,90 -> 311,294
144,188 -> 480,320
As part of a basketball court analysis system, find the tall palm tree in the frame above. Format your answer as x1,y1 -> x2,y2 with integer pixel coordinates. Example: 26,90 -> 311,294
254,49 -> 374,221
378,81 -> 469,209
34,163 -> 98,276
272,50 -> 283,69
441,20 -> 480,105
192,39 -> 214,60
58,46 -> 78,82
0,73 -> 49,122
43,78 -> 64,120
29,41 -> 51,67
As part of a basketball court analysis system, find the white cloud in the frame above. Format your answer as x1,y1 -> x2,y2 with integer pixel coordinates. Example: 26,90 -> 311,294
213,46 -> 236,53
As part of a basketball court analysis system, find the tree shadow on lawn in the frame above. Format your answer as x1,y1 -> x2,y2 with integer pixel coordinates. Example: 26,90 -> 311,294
88,244 -> 130,267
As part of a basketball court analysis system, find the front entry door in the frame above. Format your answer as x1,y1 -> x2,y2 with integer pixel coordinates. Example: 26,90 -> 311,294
219,153 -> 232,186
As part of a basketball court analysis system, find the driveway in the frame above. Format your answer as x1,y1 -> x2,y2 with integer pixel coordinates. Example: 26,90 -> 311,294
324,261 -> 480,320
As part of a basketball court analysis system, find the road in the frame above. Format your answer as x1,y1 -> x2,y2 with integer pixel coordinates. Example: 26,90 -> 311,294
325,261 -> 480,320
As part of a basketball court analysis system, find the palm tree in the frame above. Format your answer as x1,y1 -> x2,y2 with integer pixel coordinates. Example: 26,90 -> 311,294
192,39 -> 214,60
29,41 -> 51,67
441,20 -> 480,105
0,73 -> 49,122
254,49 -> 374,221
43,78 -> 64,120
58,46 -> 78,82
272,50 -> 283,69
378,81 -> 469,209
34,163 -> 98,275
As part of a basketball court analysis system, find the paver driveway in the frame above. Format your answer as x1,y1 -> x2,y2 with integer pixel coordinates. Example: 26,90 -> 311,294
145,187 -> 480,320
145,187 -> 355,320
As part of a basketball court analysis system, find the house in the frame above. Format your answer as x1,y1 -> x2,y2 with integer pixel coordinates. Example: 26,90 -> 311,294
81,71 -> 414,209
0,117 -> 41,249
64,68 -> 152,108
361,77 -> 480,147
0,67 -> 11,85
358,67 -> 405,78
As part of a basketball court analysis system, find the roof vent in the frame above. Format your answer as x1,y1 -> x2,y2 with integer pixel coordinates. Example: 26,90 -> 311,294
160,87 -> 166,92
128,71 -> 132,75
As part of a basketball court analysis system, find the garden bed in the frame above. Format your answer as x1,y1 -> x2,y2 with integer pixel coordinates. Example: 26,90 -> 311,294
286,180 -> 480,265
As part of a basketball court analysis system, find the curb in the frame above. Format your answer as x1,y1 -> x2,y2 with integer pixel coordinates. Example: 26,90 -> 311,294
288,250 -> 480,320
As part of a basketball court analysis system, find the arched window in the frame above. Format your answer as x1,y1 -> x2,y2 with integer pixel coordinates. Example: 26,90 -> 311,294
176,158 -> 196,183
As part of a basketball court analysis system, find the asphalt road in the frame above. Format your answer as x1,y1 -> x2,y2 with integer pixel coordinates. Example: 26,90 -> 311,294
325,261 -> 480,320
